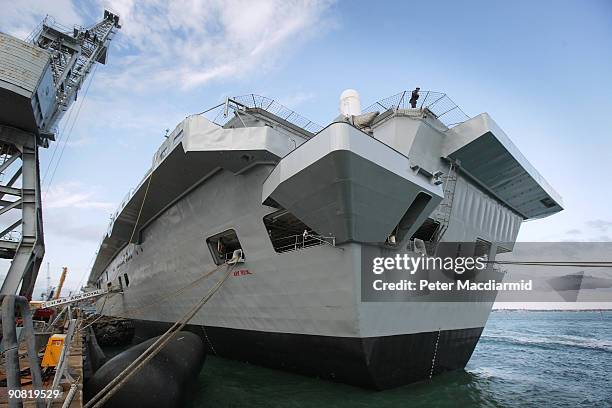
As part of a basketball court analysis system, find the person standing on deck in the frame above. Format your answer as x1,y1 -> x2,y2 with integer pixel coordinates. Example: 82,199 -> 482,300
409,87 -> 420,108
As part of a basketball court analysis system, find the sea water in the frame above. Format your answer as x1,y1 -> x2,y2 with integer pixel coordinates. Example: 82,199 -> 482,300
188,311 -> 612,407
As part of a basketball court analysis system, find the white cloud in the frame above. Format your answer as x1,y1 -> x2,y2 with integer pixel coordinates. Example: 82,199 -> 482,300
2,0 -> 335,91
46,216 -> 107,243
97,0 -> 336,90
0,0 -> 84,40
1,0 -> 336,148
44,182 -> 114,210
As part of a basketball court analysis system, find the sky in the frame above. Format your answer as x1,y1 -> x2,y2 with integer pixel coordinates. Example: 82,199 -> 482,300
0,0 -> 611,298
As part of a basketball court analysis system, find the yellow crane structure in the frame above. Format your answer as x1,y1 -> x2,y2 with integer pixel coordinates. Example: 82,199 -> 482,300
53,267 -> 68,300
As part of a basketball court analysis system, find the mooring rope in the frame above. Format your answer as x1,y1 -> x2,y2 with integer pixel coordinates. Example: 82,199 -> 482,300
110,262 -> 226,317
80,263 -> 224,338
84,260 -> 236,408
127,170 -> 154,245
106,165 -> 156,284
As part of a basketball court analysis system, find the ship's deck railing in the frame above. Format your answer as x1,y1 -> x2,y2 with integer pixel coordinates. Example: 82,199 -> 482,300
362,90 -> 470,128
104,187 -> 135,237
271,233 -> 336,253
199,95 -> 324,136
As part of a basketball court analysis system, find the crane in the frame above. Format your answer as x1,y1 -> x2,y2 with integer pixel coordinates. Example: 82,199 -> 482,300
0,10 -> 121,297
53,266 -> 68,300
34,10 -> 121,135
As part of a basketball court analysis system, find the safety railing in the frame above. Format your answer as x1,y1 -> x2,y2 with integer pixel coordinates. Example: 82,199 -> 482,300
24,17 -> 46,43
362,90 -> 470,128
25,15 -> 73,43
104,187 -> 135,238
199,95 -> 324,135
271,233 -> 336,253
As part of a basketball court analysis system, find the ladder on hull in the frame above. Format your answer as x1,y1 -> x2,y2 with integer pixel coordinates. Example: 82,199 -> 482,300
432,161 -> 458,243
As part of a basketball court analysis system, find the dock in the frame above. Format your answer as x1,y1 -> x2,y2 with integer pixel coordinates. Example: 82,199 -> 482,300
0,314 -> 84,408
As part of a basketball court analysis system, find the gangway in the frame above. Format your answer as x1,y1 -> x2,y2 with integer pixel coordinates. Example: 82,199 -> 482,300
32,288 -> 112,310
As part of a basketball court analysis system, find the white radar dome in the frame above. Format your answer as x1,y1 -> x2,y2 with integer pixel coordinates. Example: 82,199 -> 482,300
339,89 -> 361,117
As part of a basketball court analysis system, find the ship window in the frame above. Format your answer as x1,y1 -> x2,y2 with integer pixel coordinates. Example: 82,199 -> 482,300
206,229 -> 244,265
263,209 -> 326,253
124,273 -> 130,287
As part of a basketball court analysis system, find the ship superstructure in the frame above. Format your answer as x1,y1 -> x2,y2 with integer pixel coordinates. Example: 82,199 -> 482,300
87,91 -> 562,388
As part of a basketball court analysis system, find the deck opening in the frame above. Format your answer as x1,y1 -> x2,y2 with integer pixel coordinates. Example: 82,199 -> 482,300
410,217 -> 440,242
263,209 -> 330,253
206,229 -> 244,265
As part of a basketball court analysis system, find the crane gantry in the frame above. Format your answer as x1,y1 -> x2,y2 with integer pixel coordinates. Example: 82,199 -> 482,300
0,10 -> 120,297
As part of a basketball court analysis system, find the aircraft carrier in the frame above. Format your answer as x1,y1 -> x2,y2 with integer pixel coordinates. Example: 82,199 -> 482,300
86,90 -> 563,389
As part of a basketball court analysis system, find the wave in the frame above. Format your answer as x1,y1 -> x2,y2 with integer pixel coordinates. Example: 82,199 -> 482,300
481,333 -> 612,353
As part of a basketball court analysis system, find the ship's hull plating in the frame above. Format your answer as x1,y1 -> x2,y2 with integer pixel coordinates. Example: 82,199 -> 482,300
204,325 -> 484,389
130,320 -> 483,389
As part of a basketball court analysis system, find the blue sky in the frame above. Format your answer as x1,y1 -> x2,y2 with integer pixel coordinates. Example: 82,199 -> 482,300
0,0 -> 611,295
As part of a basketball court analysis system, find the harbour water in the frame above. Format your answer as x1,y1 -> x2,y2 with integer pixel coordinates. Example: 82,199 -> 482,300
188,311 -> 612,407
